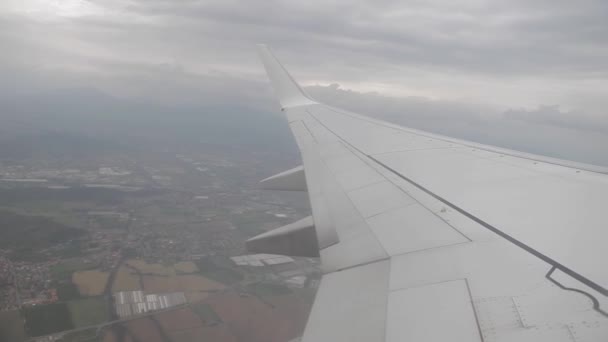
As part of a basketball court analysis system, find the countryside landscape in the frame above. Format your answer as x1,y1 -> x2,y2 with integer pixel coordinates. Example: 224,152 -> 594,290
0,102 -> 317,342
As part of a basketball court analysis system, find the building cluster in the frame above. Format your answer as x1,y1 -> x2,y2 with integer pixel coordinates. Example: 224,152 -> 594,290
0,256 -> 19,310
132,220 -> 246,263
0,231 -> 127,311
114,290 -> 187,318
0,164 -> 148,188
229,253 -> 321,290
231,254 -> 295,267
14,262 -> 56,306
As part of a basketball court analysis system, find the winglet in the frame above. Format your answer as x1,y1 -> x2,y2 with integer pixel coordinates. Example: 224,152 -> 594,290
256,44 -> 317,109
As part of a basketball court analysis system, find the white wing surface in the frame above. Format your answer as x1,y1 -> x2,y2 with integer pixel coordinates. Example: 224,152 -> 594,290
254,45 -> 608,342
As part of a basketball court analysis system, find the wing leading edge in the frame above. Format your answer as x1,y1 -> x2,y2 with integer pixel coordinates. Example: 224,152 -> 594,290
255,46 -> 608,342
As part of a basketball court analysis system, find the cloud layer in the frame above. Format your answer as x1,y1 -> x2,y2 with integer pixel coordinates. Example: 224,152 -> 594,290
1,0 -> 607,164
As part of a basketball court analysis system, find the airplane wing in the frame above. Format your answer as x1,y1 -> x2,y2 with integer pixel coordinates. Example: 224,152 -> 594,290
252,45 -> 608,342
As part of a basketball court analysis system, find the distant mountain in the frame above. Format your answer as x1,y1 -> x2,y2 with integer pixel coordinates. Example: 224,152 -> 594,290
0,86 -> 298,156
0,131 -> 125,160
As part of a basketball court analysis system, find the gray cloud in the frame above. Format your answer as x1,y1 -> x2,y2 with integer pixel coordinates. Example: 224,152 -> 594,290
0,0 -> 606,165
103,0 -> 608,76
307,84 -> 608,166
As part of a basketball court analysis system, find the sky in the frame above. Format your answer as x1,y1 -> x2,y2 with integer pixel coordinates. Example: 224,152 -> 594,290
1,0 -> 607,165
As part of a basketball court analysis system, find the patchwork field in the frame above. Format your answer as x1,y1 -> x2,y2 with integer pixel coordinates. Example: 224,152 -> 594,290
73,270 -> 109,296
101,329 -> 118,342
206,292 -> 309,342
246,282 -> 291,297
51,259 -> 97,282
190,303 -> 221,324
184,291 -> 209,303
95,287 -> 313,342
126,259 -> 173,276
148,274 -> 225,293
194,259 -> 243,285
126,259 -> 199,275
174,261 -> 198,274
57,282 -> 81,301
57,328 -> 99,342
67,297 -> 109,328
111,259 -> 226,306
156,307 -> 202,331
168,325 -> 236,342
0,310 -> 25,342
111,266 -> 141,292
23,302 -> 74,337
125,317 -> 163,342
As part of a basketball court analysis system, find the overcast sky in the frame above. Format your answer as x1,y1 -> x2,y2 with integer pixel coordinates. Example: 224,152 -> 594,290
1,0 -> 607,165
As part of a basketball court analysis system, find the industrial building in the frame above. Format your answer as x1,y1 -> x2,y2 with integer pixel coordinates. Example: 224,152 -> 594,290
114,290 -> 187,318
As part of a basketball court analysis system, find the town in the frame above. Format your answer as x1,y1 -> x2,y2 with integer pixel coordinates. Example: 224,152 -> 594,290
0,144 -> 318,342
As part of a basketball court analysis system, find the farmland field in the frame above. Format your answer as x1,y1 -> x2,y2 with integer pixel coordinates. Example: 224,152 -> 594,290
191,303 -> 222,324
51,259 -> 97,282
57,282 -> 81,301
174,261 -> 198,274
0,310 -> 25,342
142,274 -> 224,293
194,259 -> 243,285
126,259 -> 172,276
57,327 -> 99,342
155,307 -> 202,331
23,302 -> 74,337
125,317 -> 163,342
111,266 -> 140,292
101,329 -> 118,342
168,325 -> 236,342
185,291 -> 209,303
73,270 -> 109,296
67,296 -> 109,328
126,259 -> 199,275
206,291 -> 308,342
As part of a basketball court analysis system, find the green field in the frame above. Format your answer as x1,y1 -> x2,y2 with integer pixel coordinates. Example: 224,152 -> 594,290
0,209 -> 85,261
0,310 -> 25,342
23,302 -> 74,337
67,297 -> 109,328
51,259 -> 97,282
57,282 -> 82,301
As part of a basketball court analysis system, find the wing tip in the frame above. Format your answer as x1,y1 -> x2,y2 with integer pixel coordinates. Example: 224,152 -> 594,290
256,45 -> 317,109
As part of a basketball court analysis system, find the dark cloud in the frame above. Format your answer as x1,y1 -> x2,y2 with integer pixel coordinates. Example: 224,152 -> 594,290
107,0 -> 608,76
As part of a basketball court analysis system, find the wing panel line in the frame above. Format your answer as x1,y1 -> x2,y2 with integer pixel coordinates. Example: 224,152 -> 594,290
368,155 -> 608,296
305,106 -> 608,297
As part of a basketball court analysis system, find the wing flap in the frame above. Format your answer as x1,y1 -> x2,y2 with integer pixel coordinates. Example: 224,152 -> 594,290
301,260 -> 390,342
387,280 -> 482,342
